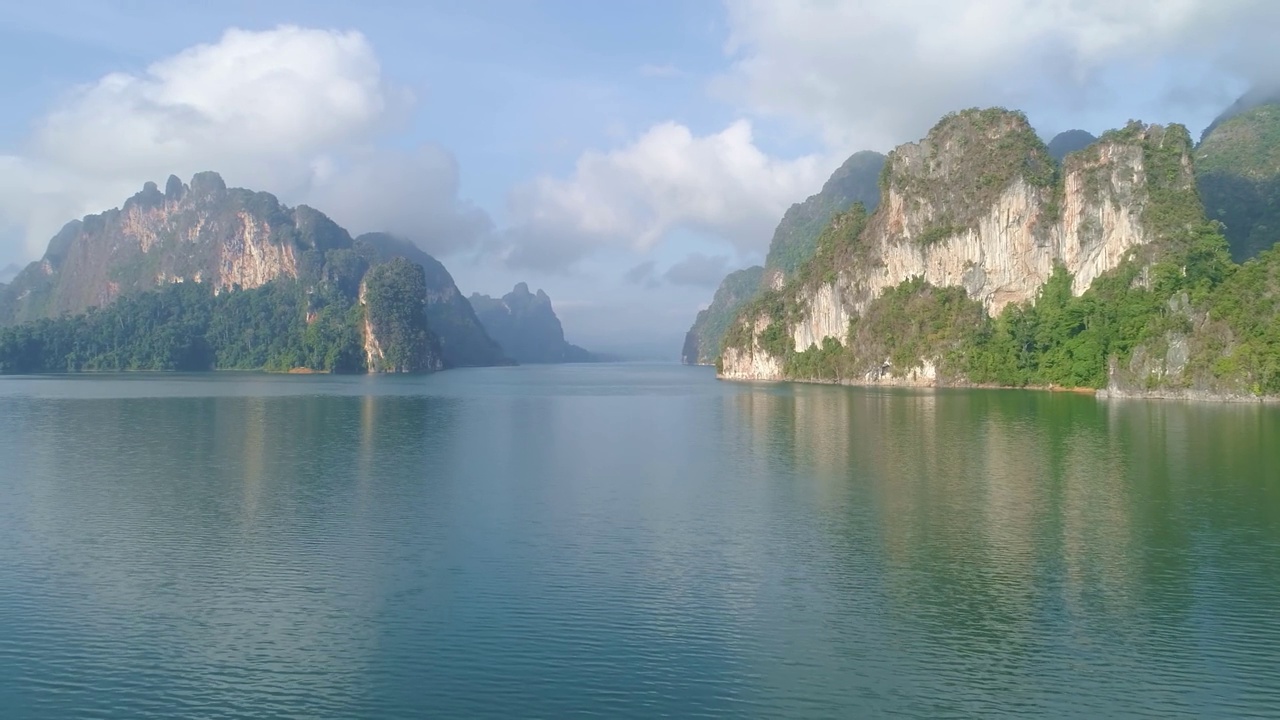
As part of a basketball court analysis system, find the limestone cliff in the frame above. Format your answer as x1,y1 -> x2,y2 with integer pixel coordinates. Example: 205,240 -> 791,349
721,109 -> 1197,383
0,172 -> 509,370
0,172 -> 335,324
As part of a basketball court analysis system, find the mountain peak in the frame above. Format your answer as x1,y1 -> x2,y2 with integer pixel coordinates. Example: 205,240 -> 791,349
470,284 -> 592,364
189,171 -> 226,199
165,174 -> 185,203
1046,129 -> 1097,161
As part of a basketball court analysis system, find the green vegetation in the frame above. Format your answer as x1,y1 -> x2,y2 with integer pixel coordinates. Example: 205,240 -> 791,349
763,151 -> 885,280
796,204 -> 871,287
0,257 -> 450,375
0,280 -> 365,374
1196,104 -> 1280,261
356,233 -> 509,367
755,221 -> 1246,392
361,259 -> 440,373
882,108 -> 1057,245
786,277 -> 987,381
723,105 -> 1280,396
682,266 -> 764,364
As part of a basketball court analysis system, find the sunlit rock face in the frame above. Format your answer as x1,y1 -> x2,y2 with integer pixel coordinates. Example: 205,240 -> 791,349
722,110 -> 1192,382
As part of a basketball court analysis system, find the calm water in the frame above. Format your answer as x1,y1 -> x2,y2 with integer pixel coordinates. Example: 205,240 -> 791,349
1,365 -> 1278,719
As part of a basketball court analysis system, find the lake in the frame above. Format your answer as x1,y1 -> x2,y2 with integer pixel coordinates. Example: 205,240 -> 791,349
1,364 -> 1278,718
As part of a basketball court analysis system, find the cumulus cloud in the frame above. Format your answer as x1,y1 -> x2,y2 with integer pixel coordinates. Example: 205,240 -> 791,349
498,119 -> 825,271
304,145 -> 493,257
662,253 -> 730,288
0,25 -> 489,263
720,0 -> 1280,151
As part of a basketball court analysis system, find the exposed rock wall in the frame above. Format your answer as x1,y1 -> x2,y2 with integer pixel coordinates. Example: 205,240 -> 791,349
722,112 -> 1190,382
0,173 -> 313,323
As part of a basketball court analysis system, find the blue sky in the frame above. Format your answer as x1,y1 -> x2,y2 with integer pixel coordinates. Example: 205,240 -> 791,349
1,1 -> 1276,356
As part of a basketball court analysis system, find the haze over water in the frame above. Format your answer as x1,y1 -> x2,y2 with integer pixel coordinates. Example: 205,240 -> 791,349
1,364 -> 1278,718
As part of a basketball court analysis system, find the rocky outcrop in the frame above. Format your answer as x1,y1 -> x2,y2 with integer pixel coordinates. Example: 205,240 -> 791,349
721,109 -> 1195,382
0,173 -> 319,323
0,173 -> 510,370
358,259 -> 443,374
355,233 -> 509,368
469,283 -> 593,364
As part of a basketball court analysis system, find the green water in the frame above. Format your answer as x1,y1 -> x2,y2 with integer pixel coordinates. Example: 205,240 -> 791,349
1,364 -> 1278,718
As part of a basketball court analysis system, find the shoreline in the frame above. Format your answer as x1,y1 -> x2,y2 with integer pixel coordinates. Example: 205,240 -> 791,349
716,372 -> 1280,404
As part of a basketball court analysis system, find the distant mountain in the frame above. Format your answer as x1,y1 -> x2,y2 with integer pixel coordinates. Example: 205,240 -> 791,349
1200,86 -> 1280,142
762,150 -> 887,286
0,263 -> 20,284
0,172 -> 507,374
1196,97 -> 1280,261
1046,129 -> 1097,161
469,283 -> 593,364
681,265 -> 764,365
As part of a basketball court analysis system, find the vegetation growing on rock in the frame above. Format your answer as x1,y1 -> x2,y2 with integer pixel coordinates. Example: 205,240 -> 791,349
1196,102 -> 1280,261
0,173 -> 510,374
681,266 -> 764,364
719,104 -> 1280,400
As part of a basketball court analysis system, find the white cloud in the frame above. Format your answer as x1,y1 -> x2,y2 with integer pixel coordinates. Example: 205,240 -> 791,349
720,0 -> 1280,151
304,145 -> 493,257
499,119 -> 825,270
0,25 -> 488,263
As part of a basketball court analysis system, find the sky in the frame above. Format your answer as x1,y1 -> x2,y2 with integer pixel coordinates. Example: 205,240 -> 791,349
1,0 -> 1278,358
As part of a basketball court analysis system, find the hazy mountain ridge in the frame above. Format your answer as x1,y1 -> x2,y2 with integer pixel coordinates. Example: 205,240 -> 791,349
469,283 -> 594,364
681,266 -> 764,365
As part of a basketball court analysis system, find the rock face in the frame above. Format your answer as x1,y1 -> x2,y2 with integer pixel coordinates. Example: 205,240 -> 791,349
0,173 -> 334,324
721,109 -> 1194,381
1196,99 -> 1280,261
0,172 -> 508,370
681,266 -> 764,365
469,283 -> 593,364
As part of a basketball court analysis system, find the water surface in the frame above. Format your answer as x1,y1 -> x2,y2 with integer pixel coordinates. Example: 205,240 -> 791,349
1,365 -> 1278,718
